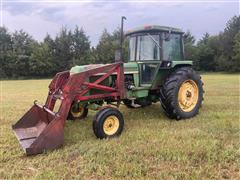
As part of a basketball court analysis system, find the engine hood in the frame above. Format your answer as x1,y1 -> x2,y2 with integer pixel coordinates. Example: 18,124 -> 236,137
70,64 -> 107,75
70,62 -> 139,75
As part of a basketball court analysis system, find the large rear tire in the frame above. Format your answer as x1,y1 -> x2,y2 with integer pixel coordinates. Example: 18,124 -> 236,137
159,67 -> 204,120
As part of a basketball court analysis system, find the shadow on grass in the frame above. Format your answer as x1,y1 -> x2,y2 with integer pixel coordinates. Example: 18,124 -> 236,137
62,103 -> 172,145
21,104 -> 175,157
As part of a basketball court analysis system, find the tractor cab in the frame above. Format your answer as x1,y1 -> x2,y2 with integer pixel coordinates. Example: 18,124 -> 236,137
125,25 -> 185,85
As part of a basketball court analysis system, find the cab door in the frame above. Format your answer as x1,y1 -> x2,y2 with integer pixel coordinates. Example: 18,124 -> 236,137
136,34 -> 161,85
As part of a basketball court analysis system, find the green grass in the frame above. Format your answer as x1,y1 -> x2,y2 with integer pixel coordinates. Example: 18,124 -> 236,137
0,74 -> 239,179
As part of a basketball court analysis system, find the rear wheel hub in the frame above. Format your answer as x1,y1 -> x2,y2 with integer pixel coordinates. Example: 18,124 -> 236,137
178,80 -> 199,112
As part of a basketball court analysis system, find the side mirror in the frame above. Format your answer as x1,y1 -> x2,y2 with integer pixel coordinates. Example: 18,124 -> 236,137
115,49 -> 121,62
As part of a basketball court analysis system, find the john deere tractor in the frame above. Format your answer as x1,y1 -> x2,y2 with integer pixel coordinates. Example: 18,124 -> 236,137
13,18 -> 204,155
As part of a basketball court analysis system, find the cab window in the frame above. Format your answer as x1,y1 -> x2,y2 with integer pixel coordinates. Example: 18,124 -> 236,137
140,63 -> 158,84
136,35 -> 160,61
162,33 -> 182,61
129,36 -> 136,61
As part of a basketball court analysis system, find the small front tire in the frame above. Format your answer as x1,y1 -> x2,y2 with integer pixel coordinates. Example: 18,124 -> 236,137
92,107 -> 124,139
67,103 -> 88,120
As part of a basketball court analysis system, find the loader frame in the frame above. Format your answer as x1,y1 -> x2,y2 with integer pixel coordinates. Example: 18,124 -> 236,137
13,62 -> 125,155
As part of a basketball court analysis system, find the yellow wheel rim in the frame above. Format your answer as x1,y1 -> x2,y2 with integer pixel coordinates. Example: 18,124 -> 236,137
103,115 -> 120,135
178,80 -> 199,112
71,106 -> 84,118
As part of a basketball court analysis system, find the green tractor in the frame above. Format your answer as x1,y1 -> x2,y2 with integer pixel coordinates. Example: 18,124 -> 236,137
70,25 -> 204,119
69,24 -> 204,137
13,18 -> 204,155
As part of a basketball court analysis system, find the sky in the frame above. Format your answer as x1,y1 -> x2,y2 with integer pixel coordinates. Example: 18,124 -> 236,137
1,0 -> 239,46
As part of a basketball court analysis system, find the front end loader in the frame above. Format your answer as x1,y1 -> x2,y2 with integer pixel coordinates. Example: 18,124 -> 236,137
13,18 -> 204,155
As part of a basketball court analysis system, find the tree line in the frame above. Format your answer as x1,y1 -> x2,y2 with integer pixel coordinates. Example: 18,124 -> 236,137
0,15 -> 239,78
184,15 -> 239,72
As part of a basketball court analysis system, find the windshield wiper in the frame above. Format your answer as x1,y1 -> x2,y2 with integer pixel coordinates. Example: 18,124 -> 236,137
147,33 -> 161,49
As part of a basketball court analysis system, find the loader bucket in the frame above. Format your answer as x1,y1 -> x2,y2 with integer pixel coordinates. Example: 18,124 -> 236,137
12,103 -> 65,155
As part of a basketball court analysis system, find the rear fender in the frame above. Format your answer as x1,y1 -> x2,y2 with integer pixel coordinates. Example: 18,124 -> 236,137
171,60 -> 193,68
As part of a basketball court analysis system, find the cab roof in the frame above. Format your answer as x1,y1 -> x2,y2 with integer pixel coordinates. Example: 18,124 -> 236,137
125,25 -> 184,36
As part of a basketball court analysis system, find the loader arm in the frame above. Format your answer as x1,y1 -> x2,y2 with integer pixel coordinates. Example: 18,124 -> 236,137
12,62 -> 125,155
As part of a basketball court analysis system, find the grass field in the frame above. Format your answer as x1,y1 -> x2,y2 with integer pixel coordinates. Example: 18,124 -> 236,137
0,74 -> 239,179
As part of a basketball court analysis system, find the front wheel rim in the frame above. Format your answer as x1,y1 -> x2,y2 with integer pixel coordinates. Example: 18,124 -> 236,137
71,106 -> 84,118
178,80 -> 199,112
103,115 -> 120,135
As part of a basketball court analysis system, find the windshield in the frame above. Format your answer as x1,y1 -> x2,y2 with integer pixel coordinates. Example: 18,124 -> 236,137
129,34 -> 160,61
128,33 -> 182,61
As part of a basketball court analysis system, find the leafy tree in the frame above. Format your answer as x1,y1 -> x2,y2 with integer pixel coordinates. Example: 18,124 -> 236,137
72,26 -> 91,65
89,46 -> 99,64
183,31 -> 195,44
11,30 -> 35,77
95,29 -> 115,64
197,33 -> 217,71
233,32 -> 240,60
1,15 -> 239,78
229,32 -> 240,72
0,27 -> 13,77
183,31 -> 198,68
216,15 -> 240,72
54,27 -> 74,71
43,34 -> 58,75
12,30 -> 35,55
95,28 -> 128,64
29,42 -> 54,76
0,27 -> 12,51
